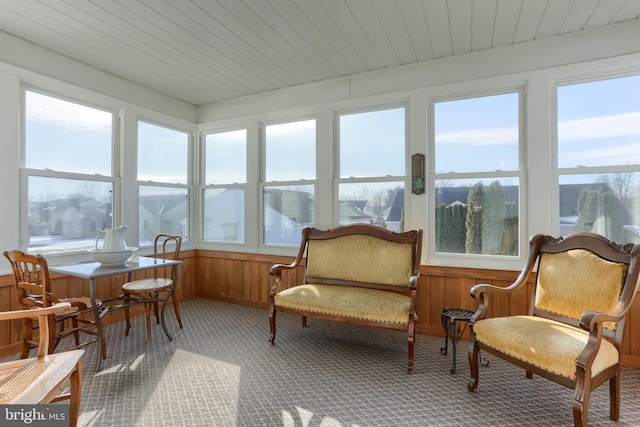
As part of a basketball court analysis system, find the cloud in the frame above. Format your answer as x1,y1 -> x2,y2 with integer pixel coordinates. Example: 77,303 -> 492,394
26,91 -> 112,133
559,112 -> 640,140
435,127 -> 517,146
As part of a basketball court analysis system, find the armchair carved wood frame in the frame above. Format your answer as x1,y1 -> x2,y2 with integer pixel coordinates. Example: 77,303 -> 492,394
468,232 -> 640,427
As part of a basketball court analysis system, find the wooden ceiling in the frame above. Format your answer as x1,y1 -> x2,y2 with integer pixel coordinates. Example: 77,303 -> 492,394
1,0 -> 639,106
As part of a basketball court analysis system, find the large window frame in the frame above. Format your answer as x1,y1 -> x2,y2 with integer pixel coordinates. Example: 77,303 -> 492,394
136,119 -> 192,246
334,104 -> 408,232
260,117 -> 317,247
553,72 -> 640,244
201,127 -> 247,245
20,88 -> 119,256
429,87 -> 526,264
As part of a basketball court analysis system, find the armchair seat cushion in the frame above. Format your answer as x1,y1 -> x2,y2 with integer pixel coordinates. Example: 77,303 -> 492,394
274,284 -> 411,324
474,315 -> 619,380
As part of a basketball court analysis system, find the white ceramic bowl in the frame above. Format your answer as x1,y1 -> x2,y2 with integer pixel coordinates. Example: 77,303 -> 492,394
88,248 -> 137,267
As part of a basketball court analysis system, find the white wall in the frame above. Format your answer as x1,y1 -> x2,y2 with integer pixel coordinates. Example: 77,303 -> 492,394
196,20 -> 640,270
0,20 -> 639,272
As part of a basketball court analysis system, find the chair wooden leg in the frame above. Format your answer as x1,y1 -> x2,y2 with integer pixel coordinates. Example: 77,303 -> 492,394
47,314 -> 56,355
153,298 -> 160,324
69,359 -> 82,427
124,304 -> 131,336
145,300 -> 153,343
72,317 -> 80,346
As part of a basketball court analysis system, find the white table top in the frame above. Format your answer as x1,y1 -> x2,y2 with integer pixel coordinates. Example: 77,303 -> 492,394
49,256 -> 181,279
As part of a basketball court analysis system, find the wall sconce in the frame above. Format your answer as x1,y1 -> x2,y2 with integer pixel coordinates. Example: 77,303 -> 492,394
411,153 -> 425,195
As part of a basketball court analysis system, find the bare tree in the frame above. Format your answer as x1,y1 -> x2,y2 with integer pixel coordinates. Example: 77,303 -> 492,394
597,172 -> 635,209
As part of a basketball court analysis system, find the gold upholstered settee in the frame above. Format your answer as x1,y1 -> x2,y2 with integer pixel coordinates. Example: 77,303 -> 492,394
268,224 -> 423,373
468,232 -> 640,427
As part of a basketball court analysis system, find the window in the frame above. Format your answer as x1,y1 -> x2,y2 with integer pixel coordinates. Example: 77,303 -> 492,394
556,75 -> 640,242
337,107 -> 405,231
262,119 -> 316,245
24,90 -> 115,254
202,129 -> 246,243
433,92 -> 521,256
137,121 -> 190,244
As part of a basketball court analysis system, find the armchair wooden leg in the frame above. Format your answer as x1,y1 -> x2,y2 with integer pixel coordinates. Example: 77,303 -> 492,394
268,309 -> 276,343
610,374 -> 620,421
467,340 -> 480,391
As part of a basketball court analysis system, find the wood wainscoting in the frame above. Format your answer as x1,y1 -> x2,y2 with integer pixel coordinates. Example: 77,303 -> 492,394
2,248 -> 639,367
195,249 -> 640,369
0,250 -> 197,357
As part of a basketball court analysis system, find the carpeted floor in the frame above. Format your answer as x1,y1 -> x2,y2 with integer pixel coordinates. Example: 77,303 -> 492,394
20,299 -> 640,426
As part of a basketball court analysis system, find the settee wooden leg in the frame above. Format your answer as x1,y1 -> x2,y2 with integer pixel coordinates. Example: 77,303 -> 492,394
301,315 -> 307,327
467,340 -> 479,391
572,370 -> 589,427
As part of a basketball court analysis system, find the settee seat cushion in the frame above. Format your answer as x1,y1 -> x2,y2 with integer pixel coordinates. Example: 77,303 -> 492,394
274,284 -> 411,324
474,315 -> 619,380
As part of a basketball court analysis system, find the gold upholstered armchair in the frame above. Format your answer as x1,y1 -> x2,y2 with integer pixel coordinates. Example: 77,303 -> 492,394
468,232 -> 640,427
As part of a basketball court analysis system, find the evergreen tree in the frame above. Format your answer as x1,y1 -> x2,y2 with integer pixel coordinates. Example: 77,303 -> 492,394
482,181 -> 506,255
465,182 -> 484,254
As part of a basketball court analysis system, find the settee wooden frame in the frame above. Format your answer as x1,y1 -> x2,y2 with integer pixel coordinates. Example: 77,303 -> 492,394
468,232 -> 640,427
268,224 -> 423,373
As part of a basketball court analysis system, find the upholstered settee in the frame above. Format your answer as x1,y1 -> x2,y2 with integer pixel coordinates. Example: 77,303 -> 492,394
268,224 -> 423,373
468,232 -> 640,427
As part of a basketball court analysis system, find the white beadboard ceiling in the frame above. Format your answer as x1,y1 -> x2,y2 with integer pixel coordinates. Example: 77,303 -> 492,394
0,0 -> 639,106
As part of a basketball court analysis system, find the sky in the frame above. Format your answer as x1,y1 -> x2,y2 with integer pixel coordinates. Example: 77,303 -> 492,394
24,74 -> 640,199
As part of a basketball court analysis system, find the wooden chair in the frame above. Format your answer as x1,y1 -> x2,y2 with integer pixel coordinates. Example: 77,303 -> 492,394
0,302 -> 84,427
121,234 -> 183,342
468,232 -> 640,427
3,250 -> 105,360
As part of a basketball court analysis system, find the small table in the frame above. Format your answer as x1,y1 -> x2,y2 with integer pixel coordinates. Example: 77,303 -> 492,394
440,307 -> 475,374
49,256 -> 181,371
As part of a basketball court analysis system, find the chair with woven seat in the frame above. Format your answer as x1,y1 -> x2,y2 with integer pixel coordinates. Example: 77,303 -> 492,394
121,234 -> 183,342
3,250 -> 105,360
0,302 -> 84,427
467,232 -> 640,427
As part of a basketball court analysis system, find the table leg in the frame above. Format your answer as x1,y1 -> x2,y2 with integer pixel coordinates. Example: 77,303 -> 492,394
89,278 -> 105,371
159,264 -> 179,341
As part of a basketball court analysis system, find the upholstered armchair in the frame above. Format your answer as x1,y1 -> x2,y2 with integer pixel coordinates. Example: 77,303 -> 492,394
468,232 -> 640,427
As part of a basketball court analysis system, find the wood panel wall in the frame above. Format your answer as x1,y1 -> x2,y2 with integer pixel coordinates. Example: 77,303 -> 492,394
195,249 -> 640,368
2,248 -> 640,368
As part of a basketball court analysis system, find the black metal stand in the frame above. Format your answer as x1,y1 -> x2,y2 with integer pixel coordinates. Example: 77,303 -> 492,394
440,307 -> 487,374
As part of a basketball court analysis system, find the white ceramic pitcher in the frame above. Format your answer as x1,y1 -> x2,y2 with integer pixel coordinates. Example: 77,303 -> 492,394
95,225 -> 129,252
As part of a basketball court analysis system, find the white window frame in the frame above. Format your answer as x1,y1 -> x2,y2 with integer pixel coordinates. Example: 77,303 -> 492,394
136,118 -> 193,246
260,116 -> 318,248
20,87 -> 120,256
200,126 -> 247,246
427,85 -> 527,269
551,70 -> 640,239
334,104 -> 408,229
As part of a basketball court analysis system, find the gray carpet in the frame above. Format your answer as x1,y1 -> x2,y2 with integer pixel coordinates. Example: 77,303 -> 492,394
28,299 -> 640,426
